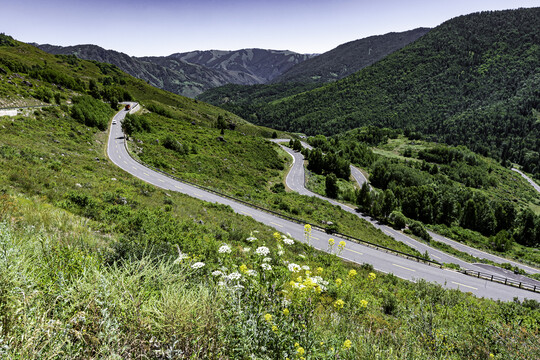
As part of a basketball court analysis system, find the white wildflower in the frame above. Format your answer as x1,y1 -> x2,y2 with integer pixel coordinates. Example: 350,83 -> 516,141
283,238 -> 294,245
212,270 -> 223,277
233,284 -> 245,290
255,246 -> 270,256
243,247 -> 251,252
261,263 -> 272,271
282,298 -> 291,307
302,265 -> 310,271
263,257 -> 272,263
217,281 -> 226,287
227,272 -> 242,280
246,236 -> 257,242
277,250 -> 284,256
246,270 -> 258,277
218,244 -> 232,254
191,262 -> 205,269
288,263 -> 301,272
299,254 -> 306,259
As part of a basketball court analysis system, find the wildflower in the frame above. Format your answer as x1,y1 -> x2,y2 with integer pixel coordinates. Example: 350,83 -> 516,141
334,299 -> 345,310
489,354 -> 494,359
316,267 -> 324,274
264,313 -> 272,323
294,342 -> 300,348
330,347 -> 335,352
239,264 -> 248,274
348,269 -> 357,278
191,262 -> 205,269
243,247 -> 251,252
343,339 -> 352,350
360,299 -> 368,308
283,238 -> 294,245
246,269 -> 257,277
277,250 -> 284,256
288,263 -> 301,272
298,254 -> 306,259
218,244 -> 231,254
263,257 -> 272,263
297,347 -> 305,356
217,281 -> 226,286
296,276 -> 303,283
328,238 -> 335,246
320,341 -> 324,346
282,298 -> 291,307
272,325 -> 278,333
232,284 -> 244,290
305,270 -> 311,276
368,272 -> 376,281
338,241 -> 346,250
335,278 -> 342,286
255,246 -> 270,256
246,236 -> 257,242
211,270 -> 223,277
261,263 -> 272,271
173,250 -> 189,264
273,232 -> 281,241
301,265 -> 310,271
227,272 -> 242,280
283,308 -> 289,316
304,224 -> 311,232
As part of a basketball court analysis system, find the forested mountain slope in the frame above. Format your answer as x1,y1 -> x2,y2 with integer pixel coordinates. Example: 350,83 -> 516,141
273,28 -> 430,84
247,8 -> 540,174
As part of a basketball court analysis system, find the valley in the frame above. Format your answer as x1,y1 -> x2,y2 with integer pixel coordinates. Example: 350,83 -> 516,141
1,5 -> 540,358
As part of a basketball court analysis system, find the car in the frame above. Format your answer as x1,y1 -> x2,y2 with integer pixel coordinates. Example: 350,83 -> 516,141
112,120 -> 117,125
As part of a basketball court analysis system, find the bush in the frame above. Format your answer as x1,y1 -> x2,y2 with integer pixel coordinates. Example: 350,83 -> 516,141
71,95 -> 113,130
408,221 -> 432,242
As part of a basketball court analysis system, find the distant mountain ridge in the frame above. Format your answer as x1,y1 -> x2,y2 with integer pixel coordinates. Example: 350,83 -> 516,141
34,44 -> 313,97
273,28 -> 430,84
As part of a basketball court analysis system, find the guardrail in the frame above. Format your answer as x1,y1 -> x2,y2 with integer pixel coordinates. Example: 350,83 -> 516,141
121,131 -> 442,268
118,108 -> 540,292
461,269 -> 540,294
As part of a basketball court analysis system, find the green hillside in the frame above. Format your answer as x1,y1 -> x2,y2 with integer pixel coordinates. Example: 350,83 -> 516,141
2,33 -> 540,360
218,8 -> 540,175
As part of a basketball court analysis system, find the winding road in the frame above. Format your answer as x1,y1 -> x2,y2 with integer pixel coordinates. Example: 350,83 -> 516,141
107,105 -> 540,301
275,141 -> 540,277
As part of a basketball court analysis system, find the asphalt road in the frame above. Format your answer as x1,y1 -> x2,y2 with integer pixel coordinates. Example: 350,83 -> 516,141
512,168 -> 540,194
107,106 -> 540,301
274,141 -> 540,277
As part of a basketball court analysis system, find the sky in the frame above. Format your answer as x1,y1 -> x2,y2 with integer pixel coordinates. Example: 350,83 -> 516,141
2,0 -> 539,57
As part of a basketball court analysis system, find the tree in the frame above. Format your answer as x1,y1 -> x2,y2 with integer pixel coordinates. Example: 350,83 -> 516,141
460,199 -> 478,231
381,189 -> 397,219
356,182 -> 371,212
325,173 -> 339,198
217,115 -> 227,135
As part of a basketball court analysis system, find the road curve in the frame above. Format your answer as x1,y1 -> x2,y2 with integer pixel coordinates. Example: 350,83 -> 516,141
512,168 -> 540,194
274,142 -> 540,276
107,107 -> 540,301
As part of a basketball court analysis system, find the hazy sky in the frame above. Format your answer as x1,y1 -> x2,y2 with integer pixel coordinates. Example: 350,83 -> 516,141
2,0 -> 539,56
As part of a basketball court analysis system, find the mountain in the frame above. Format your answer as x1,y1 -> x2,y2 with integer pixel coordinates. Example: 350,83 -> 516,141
233,8 -> 540,174
34,44 -> 313,97
272,28 -> 430,84
163,49 -> 313,84
197,28 -> 430,116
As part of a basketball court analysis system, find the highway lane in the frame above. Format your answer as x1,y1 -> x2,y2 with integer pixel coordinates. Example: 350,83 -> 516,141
512,168 -> 540,194
275,143 -> 540,277
107,106 -> 540,301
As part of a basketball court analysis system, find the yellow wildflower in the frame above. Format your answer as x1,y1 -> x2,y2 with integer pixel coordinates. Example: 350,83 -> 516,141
289,280 -> 296,287
272,325 -> 278,332
239,264 -> 248,274
296,276 -> 303,283
360,299 -> 368,308
294,342 -> 300,348
348,269 -> 357,278
316,267 -> 324,274
315,286 -> 322,294
273,232 -> 281,241
328,238 -> 335,246
343,339 -> 352,350
297,347 -> 305,356
283,308 -> 289,316
335,278 -> 342,286
330,347 -> 335,352
368,272 -> 376,281
304,224 -> 311,232
320,341 -> 324,346
305,270 -> 311,276
334,299 -> 345,310
264,313 -> 272,323
338,240 -> 346,250
489,354 -> 494,359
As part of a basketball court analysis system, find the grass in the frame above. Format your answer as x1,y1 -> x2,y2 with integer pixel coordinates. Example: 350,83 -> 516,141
1,194 -> 539,359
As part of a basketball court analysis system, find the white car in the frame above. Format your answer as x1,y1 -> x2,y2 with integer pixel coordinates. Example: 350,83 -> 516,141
112,120 -> 117,125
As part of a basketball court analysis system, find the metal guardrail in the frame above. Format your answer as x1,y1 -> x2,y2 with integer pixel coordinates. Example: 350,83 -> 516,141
118,108 -> 540,292
120,131 -> 442,268
461,269 -> 540,294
